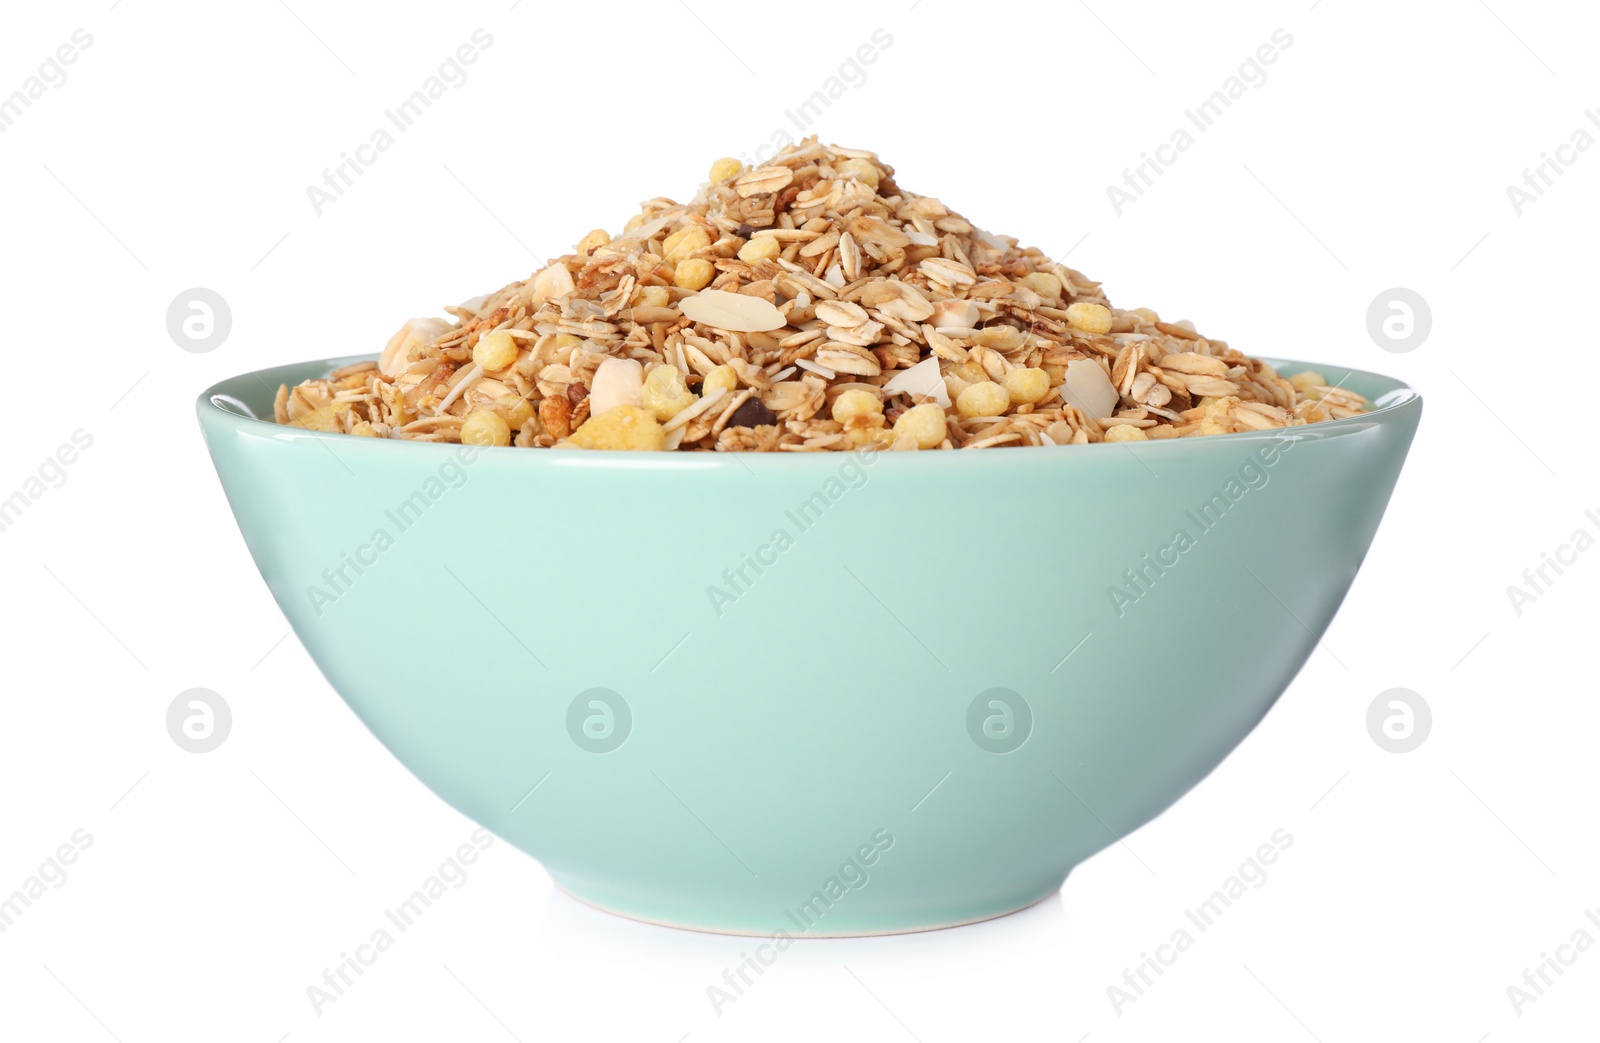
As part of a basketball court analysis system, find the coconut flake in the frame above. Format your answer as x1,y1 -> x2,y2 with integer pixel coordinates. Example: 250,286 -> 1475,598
882,356 -> 950,407
628,213 -> 675,241
795,358 -> 837,380
679,289 -> 787,333
1060,359 -> 1120,419
531,263 -> 575,305
379,316 -> 451,378
824,263 -> 846,287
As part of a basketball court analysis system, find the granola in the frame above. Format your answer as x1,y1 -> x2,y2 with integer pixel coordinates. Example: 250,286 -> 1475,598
275,139 -> 1367,451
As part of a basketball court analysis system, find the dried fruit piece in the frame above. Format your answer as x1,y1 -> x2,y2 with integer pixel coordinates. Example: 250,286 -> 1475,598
726,396 -> 777,429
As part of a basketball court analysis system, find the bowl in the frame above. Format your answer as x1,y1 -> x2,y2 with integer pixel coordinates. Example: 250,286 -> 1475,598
198,355 -> 1420,936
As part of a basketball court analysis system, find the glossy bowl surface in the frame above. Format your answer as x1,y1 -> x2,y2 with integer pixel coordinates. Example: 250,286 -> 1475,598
198,356 -> 1420,935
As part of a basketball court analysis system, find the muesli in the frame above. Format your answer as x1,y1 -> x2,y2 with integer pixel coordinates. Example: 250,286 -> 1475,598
275,139 -> 1366,451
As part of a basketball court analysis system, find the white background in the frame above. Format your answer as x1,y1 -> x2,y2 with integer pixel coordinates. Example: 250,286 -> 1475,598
1,0 -> 1595,1039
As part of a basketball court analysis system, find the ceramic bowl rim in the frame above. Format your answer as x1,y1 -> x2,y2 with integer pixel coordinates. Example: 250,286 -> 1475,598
197,353 -> 1420,466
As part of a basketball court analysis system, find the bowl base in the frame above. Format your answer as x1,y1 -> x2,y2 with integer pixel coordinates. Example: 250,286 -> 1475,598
551,878 -> 1066,938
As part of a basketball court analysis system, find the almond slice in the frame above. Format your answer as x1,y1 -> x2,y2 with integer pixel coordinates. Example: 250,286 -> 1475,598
679,289 -> 786,333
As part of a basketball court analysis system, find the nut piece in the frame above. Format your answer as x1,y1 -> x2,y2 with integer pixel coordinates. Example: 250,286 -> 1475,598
540,394 -> 572,439
589,357 -> 645,418
461,409 -> 512,447
565,404 -> 665,451
956,381 -> 1009,418
1065,301 -> 1114,334
679,288 -> 787,332
893,402 -> 947,449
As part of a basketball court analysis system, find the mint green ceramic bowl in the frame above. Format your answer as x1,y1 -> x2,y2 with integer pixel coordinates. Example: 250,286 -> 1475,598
199,356 -> 1419,936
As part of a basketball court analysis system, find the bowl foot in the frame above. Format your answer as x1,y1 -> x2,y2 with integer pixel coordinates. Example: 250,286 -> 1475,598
550,876 -> 1068,938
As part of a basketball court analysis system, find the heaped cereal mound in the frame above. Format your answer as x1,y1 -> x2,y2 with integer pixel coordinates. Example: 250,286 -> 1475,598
275,138 -> 1367,451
